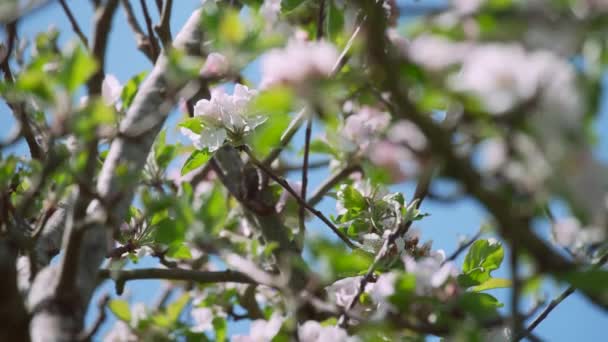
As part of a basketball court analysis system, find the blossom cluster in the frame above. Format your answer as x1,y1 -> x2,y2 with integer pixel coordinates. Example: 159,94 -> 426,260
180,84 -> 265,151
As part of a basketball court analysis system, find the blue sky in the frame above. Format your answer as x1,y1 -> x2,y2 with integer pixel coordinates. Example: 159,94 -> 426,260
2,1 -> 607,340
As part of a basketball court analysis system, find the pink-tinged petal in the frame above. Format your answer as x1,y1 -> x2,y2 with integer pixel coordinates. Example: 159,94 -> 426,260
102,74 -> 122,105
200,52 -> 229,77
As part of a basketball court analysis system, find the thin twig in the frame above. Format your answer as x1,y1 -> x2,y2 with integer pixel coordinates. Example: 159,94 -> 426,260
262,108 -> 307,166
59,0 -> 88,46
139,0 -> 160,59
154,0 -> 173,49
244,147 -> 358,249
99,268 -> 259,286
443,229 -> 482,265
78,293 -> 110,341
121,0 -> 155,61
274,159 -> 330,173
317,0 -> 326,40
297,116 -> 313,251
307,164 -> 361,207
523,253 -> 608,339
1,22 -> 45,160
87,0 -> 119,94
511,243 -> 522,340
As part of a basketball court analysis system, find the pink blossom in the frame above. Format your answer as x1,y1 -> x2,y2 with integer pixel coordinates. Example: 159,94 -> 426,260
342,106 -> 391,151
260,0 -> 281,25
260,39 -> 339,88
200,52 -> 229,77
407,35 -> 471,71
367,141 -> 412,183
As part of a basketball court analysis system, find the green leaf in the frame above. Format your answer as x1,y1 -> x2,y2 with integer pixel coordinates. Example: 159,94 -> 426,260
154,130 -> 177,169
248,87 -> 294,156
213,316 -> 227,342
121,71 -> 148,108
562,270 -> 608,296
181,149 -> 211,176
198,184 -> 227,234
108,299 -> 131,322
219,9 -> 246,43
472,278 -> 512,292
16,68 -> 55,101
282,0 -> 308,12
326,0 -> 344,42
166,243 -> 192,259
58,45 -> 98,93
166,294 -> 190,323
457,292 -> 503,320
337,184 -> 367,213
309,139 -> 338,157
179,117 -> 204,135
154,217 -> 184,245
389,273 -> 416,309
251,87 -> 294,116
152,294 -> 190,328
73,99 -> 116,138
249,112 -> 291,156
460,239 -> 504,287
311,239 -> 372,277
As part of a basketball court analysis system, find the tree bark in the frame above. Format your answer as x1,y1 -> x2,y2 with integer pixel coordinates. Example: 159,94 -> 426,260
26,9 -> 205,341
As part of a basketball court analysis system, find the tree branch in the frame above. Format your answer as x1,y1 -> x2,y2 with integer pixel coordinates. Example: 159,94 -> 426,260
87,0 -> 119,94
522,253 -> 608,339
121,0 -> 155,62
244,147 -> 358,249
154,0 -> 173,50
139,0 -> 160,60
27,9 -> 206,341
307,164 -> 361,207
297,116 -> 313,251
99,268 -> 258,287
59,0 -> 88,47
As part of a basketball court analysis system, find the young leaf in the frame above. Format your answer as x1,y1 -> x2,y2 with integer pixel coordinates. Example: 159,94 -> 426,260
460,239 -> 504,287
472,278 -> 512,292
108,299 -> 132,322
121,71 -> 148,108
181,149 -> 211,176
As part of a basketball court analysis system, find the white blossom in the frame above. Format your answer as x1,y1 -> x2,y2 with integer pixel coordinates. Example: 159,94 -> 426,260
451,0 -> 485,15
298,320 -> 358,342
260,39 -> 339,88
104,321 -> 137,342
369,272 -> 397,304
130,303 -> 147,328
407,34 -> 471,71
342,106 -> 391,151
260,0 -> 281,25
232,313 -> 283,342
102,74 -> 122,106
552,216 -> 606,252
191,307 -> 214,332
449,44 -> 581,117
181,84 -> 265,151
326,276 -> 369,308
403,253 -> 459,295
136,245 -> 154,259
